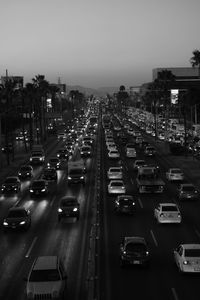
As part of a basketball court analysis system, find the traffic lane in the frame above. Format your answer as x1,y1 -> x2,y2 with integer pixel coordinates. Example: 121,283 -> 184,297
0,151 -> 95,299
0,180 -> 90,300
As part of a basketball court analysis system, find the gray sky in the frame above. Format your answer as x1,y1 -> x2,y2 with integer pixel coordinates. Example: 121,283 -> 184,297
1,0 -> 200,88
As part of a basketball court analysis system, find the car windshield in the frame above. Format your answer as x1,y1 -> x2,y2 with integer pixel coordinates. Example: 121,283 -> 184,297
110,168 -> 121,173
50,159 -> 58,163
127,144 -> 135,148
7,210 -> 26,218
20,166 -> 31,171
162,206 -> 178,212
61,199 -> 77,206
69,169 -> 83,175
5,178 -> 17,183
32,181 -> 45,187
126,243 -> 146,253
112,182 -> 123,187
172,169 -> 182,174
182,186 -> 195,191
185,249 -> 200,257
29,269 -> 61,282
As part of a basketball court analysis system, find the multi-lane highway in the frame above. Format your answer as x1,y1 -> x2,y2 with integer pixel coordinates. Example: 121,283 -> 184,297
1,105 -> 200,300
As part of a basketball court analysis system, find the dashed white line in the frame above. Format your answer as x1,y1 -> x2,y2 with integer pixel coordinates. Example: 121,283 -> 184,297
130,178 -> 134,185
25,236 -> 38,258
138,197 -> 143,209
150,229 -> 158,247
171,288 -> 179,300
194,227 -> 200,239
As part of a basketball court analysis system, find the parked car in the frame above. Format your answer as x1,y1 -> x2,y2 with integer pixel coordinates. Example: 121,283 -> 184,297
174,244 -> 200,273
25,256 -> 67,299
177,183 -> 199,201
1,176 -> 21,194
166,168 -> 184,181
3,207 -> 31,231
154,203 -> 181,224
18,165 -> 33,180
119,236 -> 150,267
58,196 -> 80,221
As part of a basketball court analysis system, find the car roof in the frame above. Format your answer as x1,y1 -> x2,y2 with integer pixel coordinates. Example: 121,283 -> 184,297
9,207 -> 27,212
124,236 -> 146,245
181,244 -> 200,250
61,196 -> 77,202
117,195 -> 133,200
33,256 -> 58,270
160,203 -> 177,207
109,167 -> 121,171
110,180 -> 124,183
180,183 -> 195,187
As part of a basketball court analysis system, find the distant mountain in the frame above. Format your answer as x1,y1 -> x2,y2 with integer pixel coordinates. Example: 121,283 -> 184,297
66,85 -> 119,97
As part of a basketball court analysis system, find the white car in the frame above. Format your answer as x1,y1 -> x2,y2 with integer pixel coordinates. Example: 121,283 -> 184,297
25,256 -> 67,299
133,160 -> 146,171
174,244 -> 200,273
108,149 -> 120,159
166,168 -> 184,181
107,143 -> 117,152
108,180 -> 126,194
125,144 -> 136,158
154,203 -> 181,224
107,167 -> 123,179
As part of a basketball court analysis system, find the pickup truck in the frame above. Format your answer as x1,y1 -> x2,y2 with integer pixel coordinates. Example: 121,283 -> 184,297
136,166 -> 165,193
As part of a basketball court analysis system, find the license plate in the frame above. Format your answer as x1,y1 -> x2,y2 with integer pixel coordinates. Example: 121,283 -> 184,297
131,260 -> 140,264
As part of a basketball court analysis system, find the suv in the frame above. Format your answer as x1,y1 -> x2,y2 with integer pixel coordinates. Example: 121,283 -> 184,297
119,236 -> 150,267
25,256 -> 67,299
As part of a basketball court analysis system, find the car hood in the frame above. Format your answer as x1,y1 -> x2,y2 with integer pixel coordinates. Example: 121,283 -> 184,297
27,281 -> 63,294
5,217 -> 26,223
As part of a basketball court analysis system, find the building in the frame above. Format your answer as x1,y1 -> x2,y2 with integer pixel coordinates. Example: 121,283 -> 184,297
1,76 -> 24,89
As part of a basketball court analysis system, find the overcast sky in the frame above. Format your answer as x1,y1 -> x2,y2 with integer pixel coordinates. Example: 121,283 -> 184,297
1,0 -> 200,89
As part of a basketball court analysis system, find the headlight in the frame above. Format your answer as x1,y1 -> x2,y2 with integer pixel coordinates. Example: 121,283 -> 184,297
183,260 -> 188,265
41,188 -> 46,192
20,221 -> 26,225
58,208 -> 62,212
123,250 -> 126,255
73,207 -> 78,211
116,201 -> 119,206
80,176 -> 84,179
30,189 -> 33,192
3,221 -> 8,226
68,176 -> 72,180
39,157 -> 42,161
18,173 -> 21,175
30,158 -> 33,161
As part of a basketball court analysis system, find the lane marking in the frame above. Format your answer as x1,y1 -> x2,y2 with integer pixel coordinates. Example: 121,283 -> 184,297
50,195 -> 56,207
138,197 -> 143,209
194,227 -> 200,239
25,236 -> 38,258
171,288 -> 179,300
150,229 -> 158,247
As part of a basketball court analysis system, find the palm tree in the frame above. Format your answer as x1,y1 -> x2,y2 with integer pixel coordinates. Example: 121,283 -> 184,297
190,49 -> 200,77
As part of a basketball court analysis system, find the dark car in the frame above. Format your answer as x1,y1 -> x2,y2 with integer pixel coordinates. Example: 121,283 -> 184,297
68,168 -> 85,185
3,207 -> 31,231
144,146 -> 156,156
2,143 -> 14,154
29,180 -> 48,197
42,167 -> 57,181
56,148 -> 69,160
58,196 -> 80,221
47,157 -> 61,170
120,236 -> 150,267
18,165 -> 33,180
80,145 -> 92,157
1,176 -> 21,194
177,183 -> 199,201
114,195 -> 136,214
